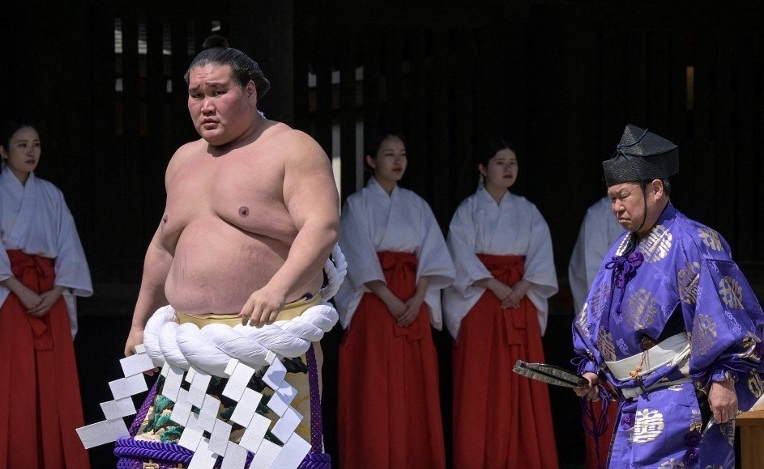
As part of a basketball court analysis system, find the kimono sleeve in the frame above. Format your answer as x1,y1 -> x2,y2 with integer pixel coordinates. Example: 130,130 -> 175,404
52,195 -> 93,297
687,253 -> 764,410
415,201 -> 455,290
338,195 -> 384,289
446,199 -> 491,294
0,238 -> 10,282
572,321 -> 603,377
523,205 -> 558,300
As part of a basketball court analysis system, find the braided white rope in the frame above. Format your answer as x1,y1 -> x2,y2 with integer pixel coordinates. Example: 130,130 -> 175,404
142,244 -> 347,377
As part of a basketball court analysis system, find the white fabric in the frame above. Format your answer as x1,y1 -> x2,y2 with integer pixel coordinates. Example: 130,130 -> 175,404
567,196 -> 625,312
605,332 -> 691,381
333,177 -> 455,329
0,170 -> 93,336
442,186 -> 558,338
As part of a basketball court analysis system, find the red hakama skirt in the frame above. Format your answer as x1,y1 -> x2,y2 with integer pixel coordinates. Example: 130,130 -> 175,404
451,254 -> 558,469
0,250 -> 90,469
338,251 -> 446,469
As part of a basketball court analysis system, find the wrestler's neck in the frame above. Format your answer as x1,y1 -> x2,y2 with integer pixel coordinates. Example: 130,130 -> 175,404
207,112 -> 268,155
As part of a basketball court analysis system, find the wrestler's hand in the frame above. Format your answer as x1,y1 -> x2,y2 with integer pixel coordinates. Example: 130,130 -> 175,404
573,372 -> 601,401
240,286 -> 286,327
125,326 -> 144,357
27,287 -> 63,317
709,379 -> 738,424
125,326 -> 158,375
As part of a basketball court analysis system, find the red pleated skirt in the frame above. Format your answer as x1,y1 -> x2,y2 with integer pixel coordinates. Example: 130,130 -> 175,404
338,251 -> 446,469
0,250 -> 90,469
451,254 -> 558,469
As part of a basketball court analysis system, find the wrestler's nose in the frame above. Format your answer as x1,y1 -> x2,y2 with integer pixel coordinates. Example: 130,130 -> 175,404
201,98 -> 214,113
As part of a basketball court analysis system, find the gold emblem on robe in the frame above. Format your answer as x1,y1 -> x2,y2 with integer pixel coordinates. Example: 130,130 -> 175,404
624,288 -> 657,331
691,313 -> 717,356
719,276 -> 744,309
677,262 -> 700,305
597,326 -> 617,361
698,227 -> 724,251
642,224 -> 672,263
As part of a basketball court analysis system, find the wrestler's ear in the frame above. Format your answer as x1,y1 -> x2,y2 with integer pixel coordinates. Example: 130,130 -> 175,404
246,80 -> 257,100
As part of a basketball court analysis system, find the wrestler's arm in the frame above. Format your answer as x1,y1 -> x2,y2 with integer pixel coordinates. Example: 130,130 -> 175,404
124,226 -> 172,356
124,148 -> 188,355
241,132 -> 340,326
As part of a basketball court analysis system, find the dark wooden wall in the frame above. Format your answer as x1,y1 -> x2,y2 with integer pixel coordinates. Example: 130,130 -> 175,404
293,0 -> 764,283
1,0 -> 761,288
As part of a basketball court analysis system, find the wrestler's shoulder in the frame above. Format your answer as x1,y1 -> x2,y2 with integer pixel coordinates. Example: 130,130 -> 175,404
262,123 -> 323,152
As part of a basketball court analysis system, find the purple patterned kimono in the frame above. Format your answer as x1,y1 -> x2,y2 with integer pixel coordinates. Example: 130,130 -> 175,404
573,203 -> 764,469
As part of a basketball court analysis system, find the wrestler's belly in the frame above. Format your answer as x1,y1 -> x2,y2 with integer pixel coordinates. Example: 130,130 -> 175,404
164,219 -> 321,314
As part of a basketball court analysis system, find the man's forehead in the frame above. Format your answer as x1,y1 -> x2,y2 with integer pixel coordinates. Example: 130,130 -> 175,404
607,182 -> 639,194
188,64 -> 233,84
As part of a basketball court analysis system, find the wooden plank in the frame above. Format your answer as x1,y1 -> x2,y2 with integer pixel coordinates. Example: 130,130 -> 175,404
119,16 -> 144,261
339,26 -> 359,202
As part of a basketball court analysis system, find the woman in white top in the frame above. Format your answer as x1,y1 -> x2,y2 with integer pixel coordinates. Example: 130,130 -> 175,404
443,138 -> 559,469
335,131 -> 454,469
0,117 -> 93,468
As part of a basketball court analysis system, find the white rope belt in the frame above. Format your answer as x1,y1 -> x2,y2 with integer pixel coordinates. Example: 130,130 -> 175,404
142,244 -> 347,376
605,332 -> 691,382
78,245 -> 348,469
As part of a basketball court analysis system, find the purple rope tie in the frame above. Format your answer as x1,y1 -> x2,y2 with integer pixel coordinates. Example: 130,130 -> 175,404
306,343 -> 324,453
129,378 -> 159,436
580,387 -> 615,469
603,251 -> 644,330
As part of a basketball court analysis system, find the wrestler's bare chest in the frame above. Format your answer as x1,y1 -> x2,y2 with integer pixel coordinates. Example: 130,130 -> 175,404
162,147 -> 297,250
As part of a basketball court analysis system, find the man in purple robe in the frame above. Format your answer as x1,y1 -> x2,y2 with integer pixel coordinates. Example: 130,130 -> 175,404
572,124 -> 764,469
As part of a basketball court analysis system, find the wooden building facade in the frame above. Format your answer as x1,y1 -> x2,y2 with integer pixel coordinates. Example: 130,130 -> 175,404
2,0 -> 762,290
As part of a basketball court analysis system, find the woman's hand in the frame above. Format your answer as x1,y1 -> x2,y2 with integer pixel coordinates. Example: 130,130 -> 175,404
503,279 -> 531,308
365,280 -> 406,321
398,297 -> 423,327
478,278 -> 513,306
1,277 -> 42,311
27,286 -> 63,317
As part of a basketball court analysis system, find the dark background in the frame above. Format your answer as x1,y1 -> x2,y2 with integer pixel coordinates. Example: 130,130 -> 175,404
3,0 -> 763,467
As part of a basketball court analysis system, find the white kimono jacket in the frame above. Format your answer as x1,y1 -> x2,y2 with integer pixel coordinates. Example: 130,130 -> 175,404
334,177 -> 455,329
567,196 -> 625,313
0,170 -> 93,337
442,187 -> 558,339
